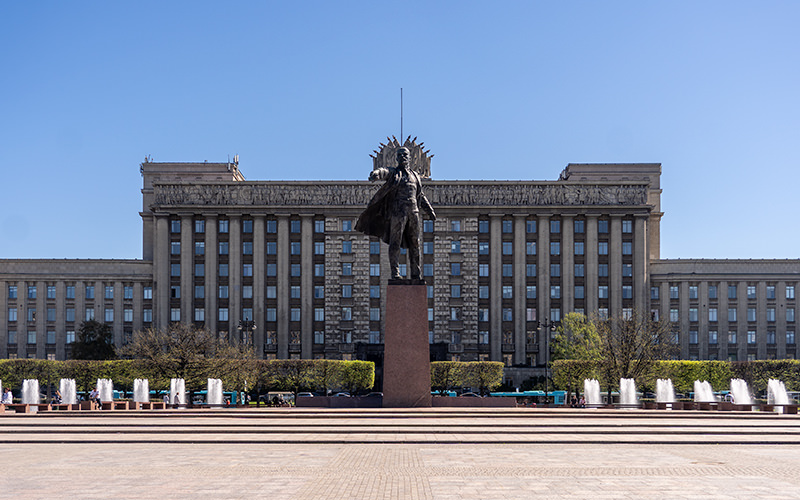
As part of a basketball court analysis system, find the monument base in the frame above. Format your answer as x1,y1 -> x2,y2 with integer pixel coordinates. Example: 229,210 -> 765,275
383,282 -> 431,408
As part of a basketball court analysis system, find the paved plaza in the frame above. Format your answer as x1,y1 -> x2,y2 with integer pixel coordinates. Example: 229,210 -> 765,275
0,408 -> 799,499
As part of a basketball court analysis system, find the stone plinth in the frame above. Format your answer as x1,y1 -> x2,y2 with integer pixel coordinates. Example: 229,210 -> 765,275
383,281 -> 431,408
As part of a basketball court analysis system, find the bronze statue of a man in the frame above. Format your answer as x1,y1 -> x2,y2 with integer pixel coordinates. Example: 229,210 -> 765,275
356,147 -> 436,280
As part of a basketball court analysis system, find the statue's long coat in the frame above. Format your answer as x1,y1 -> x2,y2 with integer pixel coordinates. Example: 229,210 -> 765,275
355,168 -> 432,249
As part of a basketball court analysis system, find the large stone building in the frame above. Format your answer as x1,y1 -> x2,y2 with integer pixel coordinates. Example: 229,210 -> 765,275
2,147 -> 798,385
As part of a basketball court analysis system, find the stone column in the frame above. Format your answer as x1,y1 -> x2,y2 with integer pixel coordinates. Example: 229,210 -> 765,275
277,215 -> 290,358
114,281 -> 124,349
0,282 -> 7,358
488,214 -> 503,362
205,215 -> 218,335
154,215 -> 170,329
585,215 -> 599,315
699,282 -> 709,360
610,215 -> 622,318
757,282 -> 767,360
301,215 -> 314,359
537,214 -> 550,367
229,216 -> 242,343
562,215 -> 575,314
253,215 -> 265,356
719,281 -> 729,360
633,215 -> 648,314
180,215 -> 193,324
133,282 -> 143,336
679,281 -> 689,359
55,282 -> 66,360
777,281 -> 787,359
513,214 -> 526,365
36,280 -> 45,359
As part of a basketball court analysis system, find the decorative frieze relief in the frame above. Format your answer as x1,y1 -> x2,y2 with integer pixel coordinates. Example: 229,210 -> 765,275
153,182 -> 649,208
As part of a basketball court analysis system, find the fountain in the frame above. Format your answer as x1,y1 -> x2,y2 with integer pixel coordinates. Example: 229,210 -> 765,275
59,378 -> 77,404
729,378 -> 753,405
207,378 -> 223,405
656,379 -> 676,403
767,379 -> 790,406
693,380 -> 716,403
619,378 -> 638,406
134,379 -> 149,403
97,378 -> 114,402
583,379 -> 602,406
22,379 -> 39,405
170,378 -> 185,406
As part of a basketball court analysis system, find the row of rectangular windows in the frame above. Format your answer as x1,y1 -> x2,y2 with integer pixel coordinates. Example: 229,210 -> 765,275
657,307 -> 796,323
684,330 -> 796,345
652,285 -> 796,300
7,285 -> 151,301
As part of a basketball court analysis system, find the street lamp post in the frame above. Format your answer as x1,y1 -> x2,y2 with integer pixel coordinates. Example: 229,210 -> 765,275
538,318 -> 558,406
237,320 -> 256,345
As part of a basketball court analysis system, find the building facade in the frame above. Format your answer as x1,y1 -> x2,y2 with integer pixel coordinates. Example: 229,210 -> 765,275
2,154 -> 798,384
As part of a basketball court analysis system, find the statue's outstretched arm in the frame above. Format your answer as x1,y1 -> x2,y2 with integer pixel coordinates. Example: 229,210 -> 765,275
420,193 -> 436,220
369,168 -> 391,182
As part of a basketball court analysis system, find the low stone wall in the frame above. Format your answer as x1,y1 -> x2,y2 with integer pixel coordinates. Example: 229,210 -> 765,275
295,396 -> 382,408
432,397 -> 517,408
296,396 -> 517,408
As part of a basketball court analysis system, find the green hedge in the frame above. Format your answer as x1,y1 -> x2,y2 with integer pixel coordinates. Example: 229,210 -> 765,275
431,361 -> 504,395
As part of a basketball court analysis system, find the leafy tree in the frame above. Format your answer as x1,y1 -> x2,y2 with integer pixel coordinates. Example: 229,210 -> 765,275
309,359 -> 345,395
552,313 -> 602,399
461,361 -> 504,395
430,361 -> 465,395
71,320 -> 117,360
339,360 -> 375,396
265,360 -> 314,400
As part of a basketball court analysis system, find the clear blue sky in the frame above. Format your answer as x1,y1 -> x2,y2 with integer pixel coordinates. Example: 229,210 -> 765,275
1,2 -> 798,260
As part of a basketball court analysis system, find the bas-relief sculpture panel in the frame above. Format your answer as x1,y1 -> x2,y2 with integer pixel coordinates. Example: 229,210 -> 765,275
153,183 -> 649,208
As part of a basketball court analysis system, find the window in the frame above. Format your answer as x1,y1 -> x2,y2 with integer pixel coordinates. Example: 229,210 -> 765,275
341,331 -> 352,344
573,241 -> 584,256
574,264 -> 584,277
143,309 -> 152,322
746,285 -> 756,300
526,308 -> 537,322
423,220 -> 434,232
219,242 -> 229,255
27,331 -> 36,344
574,219 -> 584,233
370,241 -> 381,254
670,308 -> 679,322
171,241 -> 181,255
502,264 -> 513,277
599,286 -> 609,299
479,264 -> 489,277
424,241 -> 435,255
747,330 -> 756,344
767,286 -> 776,300
708,285 -> 718,299
46,285 -> 56,300
170,264 -> 180,277
341,307 -> 352,321
502,308 -> 512,321
689,330 -> 698,344
195,263 -> 205,277
728,308 -> 737,322
124,308 -> 133,322
622,264 -> 632,277
650,309 -> 659,321
621,241 -> 632,255
85,285 -> 94,299
550,264 -> 560,277
423,263 -> 433,276
288,241 -> 300,255
291,308 -> 301,322
728,285 -> 737,299
265,220 -> 276,233
550,242 -> 560,256
788,308 -> 795,322
451,331 -> 462,344
66,308 -> 75,322
314,308 -> 325,321
598,220 -> 609,233
124,286 -> 133,300
451,220 -> 461,232
219,308 -> 229,321
341,263 -> 352,276
451,240 -> 461,253
767,330 -> 776,345
195,219 -> 205,233
240,264 -> 251,277
479,220 -> 490,233
747,308 -> 756,322
219,220 -> 229,233
370,285 -> 380,298
68,285 -> 77,299
265,308 -> 276,322
342,285 -> 353,298
709,308 -> 718,322
46,308 -> 55,322
370,308 -> 380,321
550,309 -> 561,322
368,263 -> 380,277
242,219 -> 253,233
314,219 -> 325,233
7,330 -> 15,344
525,241 -> 536,255
767,307 -> 776,322
170,286 -> 180,299
689,308 -> 698,322
341,219 -> 352,232
502,286 -> 512,299
242,286 -> 253,299
788,331 -> 796,344
451,263 -> 461,276
502,220 -> 513,233
598,264 -> 608,277
575,285 -> 584,299
688,286 -> 698,299
622,286 -> 633,299
66,330 -> 75,344
451,307 -> 462,321
527,285 -> 536,299
550,285 -> 561,299
242,241 -> 253,255
787,285 -> 796,299
314,264 -> 325,277
478,308 -> 489,322
219,264 -> 228,277
502,241 -> 513,255
170,308 -> 180,322
669,286 -> 679,299
451,285 -> 462,298
194,308 -> 205,322
428,308 -> 434,321
651,287 -> 659,300
171,220 -> 181,233
622,220 -> 633,233
290,286 -> 301,299
263,286 -> 275,299
8,307 -> 17,322
8,285 -> 17,299
369,331 -> 380,344
266,242 -> 276,255
218,286 -> 228,299
314,330 -> 325,344
709,330 -> 718,344
550,220 -> 560,233
598,242 -> 608,255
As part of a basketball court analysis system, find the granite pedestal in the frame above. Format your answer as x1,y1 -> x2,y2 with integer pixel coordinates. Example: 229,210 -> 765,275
383,281 -> 431,407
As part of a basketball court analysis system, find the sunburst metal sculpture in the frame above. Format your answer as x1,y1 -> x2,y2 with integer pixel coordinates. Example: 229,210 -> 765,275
369,136 -> 433,179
